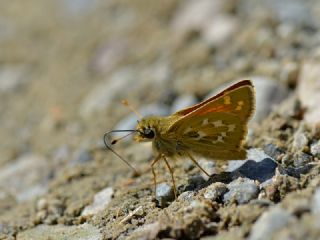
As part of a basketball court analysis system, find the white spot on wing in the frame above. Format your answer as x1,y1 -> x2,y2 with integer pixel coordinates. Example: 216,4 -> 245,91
202,118 -> 209,125
235,101 -> 244,111
217,135 -> 224,142
195,131 -> 207,140
212,135 -> 224,144
228,124 -> 236,132
212,120 -> 224,127
224,96 -> 231,105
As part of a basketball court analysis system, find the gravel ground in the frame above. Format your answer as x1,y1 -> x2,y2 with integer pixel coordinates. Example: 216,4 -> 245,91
1,0 -> 320,239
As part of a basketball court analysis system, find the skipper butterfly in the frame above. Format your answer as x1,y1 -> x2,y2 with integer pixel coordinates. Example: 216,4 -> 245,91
105,80 -> 255,198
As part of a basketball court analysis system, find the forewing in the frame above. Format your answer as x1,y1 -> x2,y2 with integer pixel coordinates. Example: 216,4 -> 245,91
166,81 -> 254,160
173,80 -> 254,120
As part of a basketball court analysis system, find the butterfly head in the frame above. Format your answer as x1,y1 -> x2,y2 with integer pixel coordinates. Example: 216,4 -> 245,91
134,116 -> 159,142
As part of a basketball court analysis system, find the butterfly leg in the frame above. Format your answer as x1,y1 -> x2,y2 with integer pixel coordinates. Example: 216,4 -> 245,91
150,154 -> 162,197
186,152 -> 210,177
162,154 -> 177,199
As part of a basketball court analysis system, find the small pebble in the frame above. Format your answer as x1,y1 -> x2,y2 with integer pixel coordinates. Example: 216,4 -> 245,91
279,164 -> 314,178
47,199 -> 64,216
202,15 -> 238,47
281,153 -> 293,166
134,206 -> 144,217
263,144 -> 286,160
189,200 -> 204,209
34,210 -> 47,224
71,149 -> 92,164
156,183 -> 175,207
312,187 -> 320,215
223,178 -> 259,204
90,40 -> 128,74
276,23 -> 295,39
36,198 -> 48,211
52,145 -> 70,163
293,152 -> 312,167
292,126 -> 308,151
171,0 -> 226,43
249,207 -> 293,240
0,65 -> 30,93
204,182 -> 228,201
178,191 -> 196,202
311,140 -> 320,158
81,187 -> 114,216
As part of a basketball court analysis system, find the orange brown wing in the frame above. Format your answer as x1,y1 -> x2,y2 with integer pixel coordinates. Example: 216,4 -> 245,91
169,80 -> 255,129
166,80 -> 255,159
173,80 -> 254,119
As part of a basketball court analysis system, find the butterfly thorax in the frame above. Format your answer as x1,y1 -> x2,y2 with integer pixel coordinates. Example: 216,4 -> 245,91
134,115 -> 179,156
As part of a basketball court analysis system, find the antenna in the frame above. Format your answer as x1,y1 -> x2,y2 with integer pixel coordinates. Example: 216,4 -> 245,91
121,100 -> 143,119
103,130 -> 139,175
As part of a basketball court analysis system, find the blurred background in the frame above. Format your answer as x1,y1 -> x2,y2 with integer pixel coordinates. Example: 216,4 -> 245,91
1,0 -> 320,239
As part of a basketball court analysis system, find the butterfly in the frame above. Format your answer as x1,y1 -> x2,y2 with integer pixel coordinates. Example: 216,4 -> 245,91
104,80 -> 255,198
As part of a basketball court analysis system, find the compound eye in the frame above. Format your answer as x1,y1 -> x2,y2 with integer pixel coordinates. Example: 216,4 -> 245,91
144,128 -> 155,139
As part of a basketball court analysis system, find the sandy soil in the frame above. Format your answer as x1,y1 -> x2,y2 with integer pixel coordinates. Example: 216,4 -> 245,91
1,0 -> 320,239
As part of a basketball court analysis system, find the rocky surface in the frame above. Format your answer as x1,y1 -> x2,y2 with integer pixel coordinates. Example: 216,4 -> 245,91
1,0 -> 320,239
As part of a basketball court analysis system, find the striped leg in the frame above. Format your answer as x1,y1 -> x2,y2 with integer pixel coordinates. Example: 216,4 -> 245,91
150,154 -> 162,197
162,154 -> 177,199
186,152 -> 210,177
